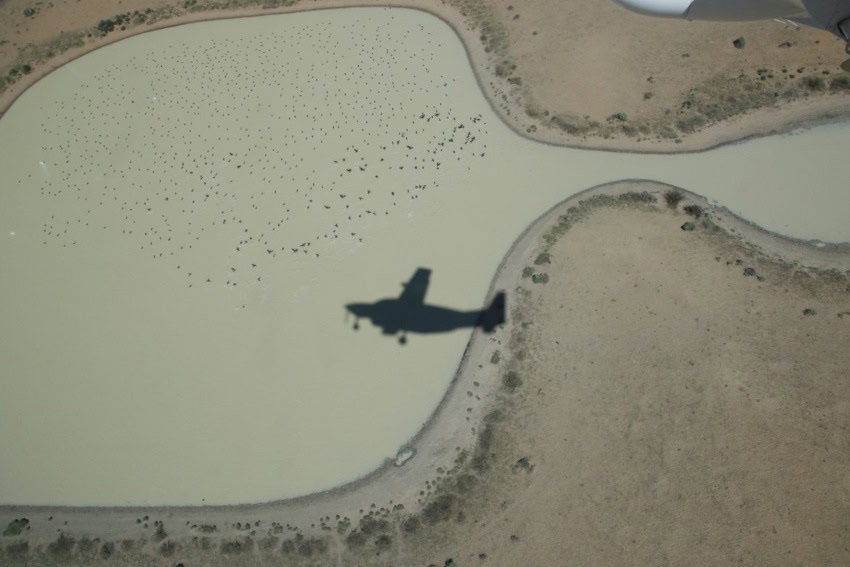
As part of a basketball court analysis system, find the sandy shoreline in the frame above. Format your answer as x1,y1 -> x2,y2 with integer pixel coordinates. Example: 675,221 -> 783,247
1,0 -> 849,154
1,2 -> 848,565
3,179 -> 848,565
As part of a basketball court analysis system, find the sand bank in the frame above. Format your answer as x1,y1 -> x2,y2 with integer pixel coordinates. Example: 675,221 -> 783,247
3,179 -> 848,565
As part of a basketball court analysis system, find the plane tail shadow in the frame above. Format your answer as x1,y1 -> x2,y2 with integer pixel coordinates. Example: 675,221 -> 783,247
478,291 -> 505,333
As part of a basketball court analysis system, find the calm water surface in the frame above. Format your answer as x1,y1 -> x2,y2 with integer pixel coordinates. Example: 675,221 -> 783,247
1,7 -> 847,506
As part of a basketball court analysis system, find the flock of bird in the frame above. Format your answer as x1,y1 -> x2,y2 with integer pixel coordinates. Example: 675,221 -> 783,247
27,13 -> 489,290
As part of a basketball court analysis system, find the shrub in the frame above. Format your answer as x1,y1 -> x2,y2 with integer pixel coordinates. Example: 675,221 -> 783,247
664,190 -> 684,208
830,76 -> 850,91
100,542 -> 115,559
503,371 -> 523,391
802,75 -> 825,90
48,533 -> 74,556
97,19 -> 115,34
159,541 -> 176,556
3,518 -> 29,536
683,204 -> 703,218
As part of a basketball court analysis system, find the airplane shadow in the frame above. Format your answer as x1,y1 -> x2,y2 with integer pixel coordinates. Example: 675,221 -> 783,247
345,268 -> 506,345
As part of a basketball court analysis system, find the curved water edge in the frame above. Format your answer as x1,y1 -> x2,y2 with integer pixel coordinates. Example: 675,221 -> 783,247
3,178 -> 845,545
0,7 -> 848,508
2,2 -> 849,156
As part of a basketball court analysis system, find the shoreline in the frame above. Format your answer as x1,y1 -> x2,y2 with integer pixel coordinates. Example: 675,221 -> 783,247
1,1 -> 849,155
3,179 -> 848,549
1,4 -> 849,564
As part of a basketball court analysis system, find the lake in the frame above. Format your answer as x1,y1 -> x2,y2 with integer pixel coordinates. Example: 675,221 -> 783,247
0,7 -> 847,506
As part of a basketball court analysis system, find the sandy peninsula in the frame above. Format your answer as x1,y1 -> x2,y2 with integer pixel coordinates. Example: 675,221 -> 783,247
3,179 -> 849,565
1,0 -> 849,152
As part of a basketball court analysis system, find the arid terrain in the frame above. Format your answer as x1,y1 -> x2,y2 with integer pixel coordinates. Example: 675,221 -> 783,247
1,0 -> 849,150
1,1 -> 849,566
3,181 -> 848,566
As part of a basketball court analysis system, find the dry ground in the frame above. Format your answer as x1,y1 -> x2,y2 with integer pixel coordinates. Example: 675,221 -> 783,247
2,1 -> 849,564
3,182 -> 849,566
462,0 -> 850,148
427,183 -> 850,566
1,0 -> 849,150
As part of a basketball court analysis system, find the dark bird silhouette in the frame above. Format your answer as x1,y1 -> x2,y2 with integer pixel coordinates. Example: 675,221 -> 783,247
345,268 -> 505,345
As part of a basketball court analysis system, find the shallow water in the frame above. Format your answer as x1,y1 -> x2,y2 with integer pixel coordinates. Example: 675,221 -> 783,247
0,7 -> 847,506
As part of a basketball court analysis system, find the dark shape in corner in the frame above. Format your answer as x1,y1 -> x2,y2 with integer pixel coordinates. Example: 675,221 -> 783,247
345,268 -> 505,345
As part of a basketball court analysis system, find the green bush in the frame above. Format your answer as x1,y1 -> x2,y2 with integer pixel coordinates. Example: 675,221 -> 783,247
3,518 -> 29,536
97,19 -> 115,34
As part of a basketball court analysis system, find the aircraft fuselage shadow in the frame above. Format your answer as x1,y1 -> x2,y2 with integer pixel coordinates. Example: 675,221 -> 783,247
345,268 -> 505,345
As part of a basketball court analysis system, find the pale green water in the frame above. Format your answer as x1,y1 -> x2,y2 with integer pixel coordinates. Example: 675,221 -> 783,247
0,7 -> 847,506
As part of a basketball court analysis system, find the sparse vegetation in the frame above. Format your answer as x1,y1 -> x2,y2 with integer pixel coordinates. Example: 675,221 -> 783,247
402,516 -> 421,534
96,19 -> 116,35
159,540 -> 177,556
221,537 -> 252,554
683,204 -> 703,218
511,456 -> 534,473
345,530 -> 366,547
618,191 -> 656,204
100,541 -> 115,559
830,76 -> 850,91
802,75 -> 825,91
665,189 -> 684,208
259,535 -> 279,550
549,113 -> 591,135
296,535 -> 327,556
47,533 -> 75,556
3,518 -> 28,537
503,371 -> 522,391
359,515 -> 389,536
676,114 -> 707,133
422,493 -> 456,525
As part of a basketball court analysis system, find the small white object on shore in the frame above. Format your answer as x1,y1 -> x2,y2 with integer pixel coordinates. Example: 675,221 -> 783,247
394,447 -> 415,467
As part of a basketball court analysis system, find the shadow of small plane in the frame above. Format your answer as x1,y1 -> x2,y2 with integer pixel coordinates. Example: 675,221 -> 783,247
345,268 -> 506,344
